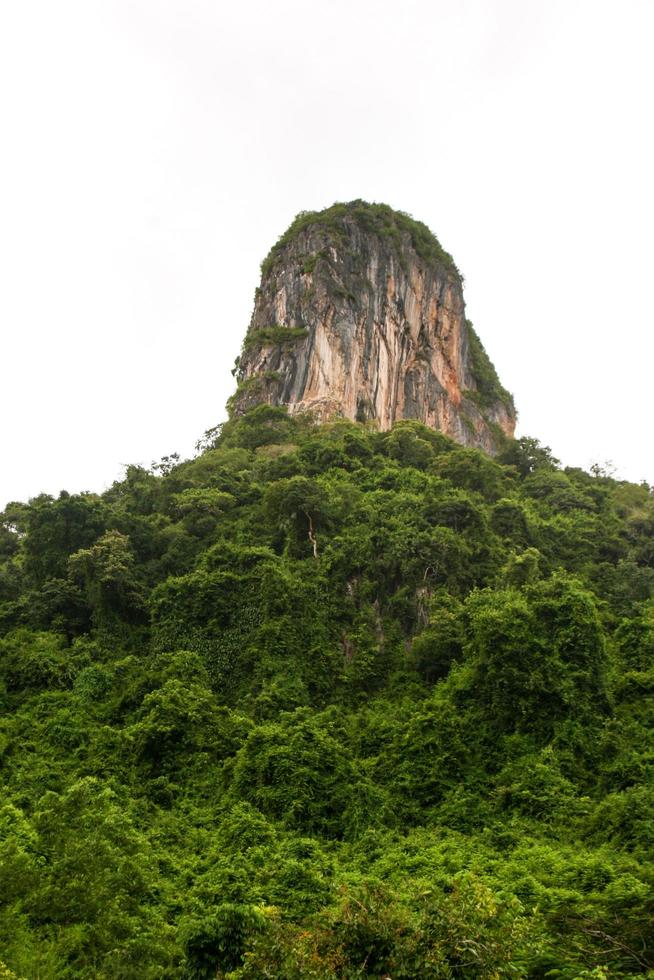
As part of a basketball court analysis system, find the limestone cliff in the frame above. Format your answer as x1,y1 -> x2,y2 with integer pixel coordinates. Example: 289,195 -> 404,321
231,202 -> 515,453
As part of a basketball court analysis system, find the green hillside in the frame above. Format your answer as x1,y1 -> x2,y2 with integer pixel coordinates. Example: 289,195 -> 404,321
1,408 -> 653,978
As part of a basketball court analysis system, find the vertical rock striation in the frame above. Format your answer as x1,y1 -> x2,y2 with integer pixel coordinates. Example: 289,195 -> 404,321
231,201 -> 515,453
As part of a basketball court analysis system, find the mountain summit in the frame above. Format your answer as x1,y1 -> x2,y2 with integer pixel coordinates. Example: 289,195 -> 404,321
231,201 -> 515,453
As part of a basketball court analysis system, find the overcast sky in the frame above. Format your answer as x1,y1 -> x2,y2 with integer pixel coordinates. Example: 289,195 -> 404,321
1,0 -> 653,507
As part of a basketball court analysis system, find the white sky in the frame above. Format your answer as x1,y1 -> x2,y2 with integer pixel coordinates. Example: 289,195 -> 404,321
1,0 -> 653,507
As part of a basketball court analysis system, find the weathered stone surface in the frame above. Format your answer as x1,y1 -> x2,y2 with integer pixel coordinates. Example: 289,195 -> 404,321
231,202 -> 515,453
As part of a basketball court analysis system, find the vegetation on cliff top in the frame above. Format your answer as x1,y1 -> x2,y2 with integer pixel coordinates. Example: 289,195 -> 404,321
260,200 -> 461,279
1,406 -> 653,977
465,320 -> 516,415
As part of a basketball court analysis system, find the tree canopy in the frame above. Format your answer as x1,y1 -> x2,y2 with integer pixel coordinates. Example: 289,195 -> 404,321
0,412 -> 653,977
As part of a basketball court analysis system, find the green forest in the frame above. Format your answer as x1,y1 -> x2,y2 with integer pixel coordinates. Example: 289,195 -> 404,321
1,406 -> 653,978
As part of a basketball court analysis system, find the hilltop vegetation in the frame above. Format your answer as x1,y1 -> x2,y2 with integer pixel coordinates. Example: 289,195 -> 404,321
260,200 -> 461,279
1,408 -> 653,977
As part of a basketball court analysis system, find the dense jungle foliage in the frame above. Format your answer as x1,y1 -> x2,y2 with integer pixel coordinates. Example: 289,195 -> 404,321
1,408 -> 653,978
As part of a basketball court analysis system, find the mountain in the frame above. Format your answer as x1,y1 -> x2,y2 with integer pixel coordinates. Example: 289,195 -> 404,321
0,211 -> 653,977
232,201 -> 515,454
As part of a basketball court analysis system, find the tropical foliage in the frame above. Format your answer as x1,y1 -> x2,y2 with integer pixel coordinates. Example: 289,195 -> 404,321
1,408 -> 653,977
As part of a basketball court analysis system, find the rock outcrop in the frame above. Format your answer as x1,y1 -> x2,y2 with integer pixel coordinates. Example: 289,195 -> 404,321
231,201 -> 515,453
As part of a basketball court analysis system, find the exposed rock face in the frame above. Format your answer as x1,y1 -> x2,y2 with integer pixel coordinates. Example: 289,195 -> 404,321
231,202 -> 515,453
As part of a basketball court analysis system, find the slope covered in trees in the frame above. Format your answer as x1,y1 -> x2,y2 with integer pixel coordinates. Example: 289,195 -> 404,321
1,408 -> 653,978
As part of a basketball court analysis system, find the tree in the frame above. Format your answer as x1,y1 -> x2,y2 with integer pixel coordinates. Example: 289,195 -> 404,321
12,492 -> 108,585
460,575 -> 610,741
498,436 -> 560,478
68,530 -> 145,626
263,476 -> 330,558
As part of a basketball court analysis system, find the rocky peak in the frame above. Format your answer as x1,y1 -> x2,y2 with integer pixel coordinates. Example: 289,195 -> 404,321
230,201 -> 516,453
